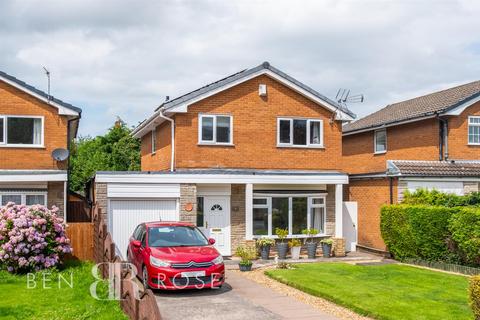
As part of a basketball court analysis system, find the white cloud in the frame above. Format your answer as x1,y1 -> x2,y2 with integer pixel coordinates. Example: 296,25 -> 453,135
0,0 -> 479,136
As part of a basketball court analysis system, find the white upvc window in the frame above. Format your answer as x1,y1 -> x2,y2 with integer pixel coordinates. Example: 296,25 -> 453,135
468,116 -> 480,145
0,191 -> 47,206
374,129 -> 387,154
252,193 -> 326,237
277,118 -> 323,148
198,114 -> 233,145
151,128 -> 157,154
0,115 -> 44,148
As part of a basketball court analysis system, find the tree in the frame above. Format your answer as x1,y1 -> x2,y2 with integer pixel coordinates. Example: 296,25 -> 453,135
69,120 -> 140,192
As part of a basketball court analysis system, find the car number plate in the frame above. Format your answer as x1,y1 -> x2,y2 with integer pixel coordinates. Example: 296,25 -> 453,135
181,271 -> 206,278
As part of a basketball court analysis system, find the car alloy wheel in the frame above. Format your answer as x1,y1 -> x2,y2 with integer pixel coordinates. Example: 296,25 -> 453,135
143,266 -> 150,290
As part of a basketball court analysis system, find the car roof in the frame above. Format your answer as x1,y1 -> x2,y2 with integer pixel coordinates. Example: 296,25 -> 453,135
144,221 -> 195,228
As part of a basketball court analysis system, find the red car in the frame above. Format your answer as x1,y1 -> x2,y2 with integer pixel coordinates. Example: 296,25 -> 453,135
127,221 -> 225,290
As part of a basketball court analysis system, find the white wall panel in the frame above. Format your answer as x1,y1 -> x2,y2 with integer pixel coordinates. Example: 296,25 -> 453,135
107,183 -> 180,198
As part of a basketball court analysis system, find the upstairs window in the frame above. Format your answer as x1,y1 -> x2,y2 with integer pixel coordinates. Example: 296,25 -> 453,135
277,118 -> 323,147
0,116 -> 43,147
198,114 -> 232,145
151,128 -> 157,153
374,129 -> 387,153
468,116 -> 480,145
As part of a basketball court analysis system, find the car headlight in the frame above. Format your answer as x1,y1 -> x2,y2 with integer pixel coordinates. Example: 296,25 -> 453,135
211,255 -> 223,265
150,256 -> 170,268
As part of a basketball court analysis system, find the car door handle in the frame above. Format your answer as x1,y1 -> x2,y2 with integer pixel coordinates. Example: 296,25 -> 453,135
205,221 -> 208,228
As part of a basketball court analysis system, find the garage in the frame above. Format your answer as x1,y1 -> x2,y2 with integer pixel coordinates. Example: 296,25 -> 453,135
105,182 -> 181,258
110,199 -> 179,258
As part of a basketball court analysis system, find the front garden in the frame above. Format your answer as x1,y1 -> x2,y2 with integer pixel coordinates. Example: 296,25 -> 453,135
266,262 -> 473,320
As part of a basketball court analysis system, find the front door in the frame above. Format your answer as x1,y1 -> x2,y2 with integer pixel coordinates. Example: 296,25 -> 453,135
204,196 -> 231,256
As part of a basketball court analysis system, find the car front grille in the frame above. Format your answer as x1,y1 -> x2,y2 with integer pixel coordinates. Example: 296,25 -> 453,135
170,261 -> 213,269
171,276 -> 213,286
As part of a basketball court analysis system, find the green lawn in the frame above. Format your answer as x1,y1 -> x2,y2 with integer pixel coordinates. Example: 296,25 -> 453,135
0,261 -> 127,320
265,263 -> 473,320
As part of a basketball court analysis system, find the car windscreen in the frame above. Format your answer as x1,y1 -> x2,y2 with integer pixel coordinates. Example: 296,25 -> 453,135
148,226 -> 209,247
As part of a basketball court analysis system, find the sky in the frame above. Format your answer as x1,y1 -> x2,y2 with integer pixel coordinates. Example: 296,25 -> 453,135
1,0 -> 480,137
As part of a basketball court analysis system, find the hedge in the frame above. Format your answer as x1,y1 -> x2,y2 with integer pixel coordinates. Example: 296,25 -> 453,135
449,208 -> 480,265
402,189 -> 480,207
380,205 -> 457,261
469,275 -> 480,320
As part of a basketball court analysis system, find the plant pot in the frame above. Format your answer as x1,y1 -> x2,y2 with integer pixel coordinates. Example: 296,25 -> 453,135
239,263 -> 252,272
276,242 -> 289,260
260,245 -> 271,260
306,242 -> 318,259
322,243 -> 332,258
291,246 -> 301,260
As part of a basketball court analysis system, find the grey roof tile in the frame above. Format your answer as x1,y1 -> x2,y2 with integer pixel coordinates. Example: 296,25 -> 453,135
389,160 -> 480,177
344,80 -> 480,133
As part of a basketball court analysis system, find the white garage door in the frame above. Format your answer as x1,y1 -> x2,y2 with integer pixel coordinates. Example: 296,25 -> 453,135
110,199 -> 178,259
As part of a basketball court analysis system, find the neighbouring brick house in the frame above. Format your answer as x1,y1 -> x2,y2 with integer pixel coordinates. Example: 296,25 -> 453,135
343,80 -> 480,253
0,71 -> 81,219
93,62 -> 355,258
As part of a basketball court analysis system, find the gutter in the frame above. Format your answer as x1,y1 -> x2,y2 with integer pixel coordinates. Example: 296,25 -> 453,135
158,107 -> 175,172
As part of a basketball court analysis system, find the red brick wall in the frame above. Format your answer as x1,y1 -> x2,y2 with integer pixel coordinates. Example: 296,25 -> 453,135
142,75 -> 344,171
447,101 -> 480,159
141,121 -> 171,171
345,178 -> 397,251
342,118 -> 440,174
0,81 -> 68,170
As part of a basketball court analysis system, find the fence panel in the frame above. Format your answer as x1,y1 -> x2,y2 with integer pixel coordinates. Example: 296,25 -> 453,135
66,222 -> 94,261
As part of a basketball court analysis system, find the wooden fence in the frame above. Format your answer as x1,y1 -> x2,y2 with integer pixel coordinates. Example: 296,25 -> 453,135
67,201 -> 92,222
66,222 -> 94,261
92,205 -> 162,320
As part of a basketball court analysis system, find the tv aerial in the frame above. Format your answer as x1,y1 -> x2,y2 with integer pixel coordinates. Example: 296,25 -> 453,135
51,148 -> 69,161
335,88 -> 364,106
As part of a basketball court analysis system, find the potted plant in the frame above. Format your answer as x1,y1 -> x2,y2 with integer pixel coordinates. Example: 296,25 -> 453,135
235,246 -> 257,271
275,228 -> 289,259
288,238 -> 302,260
301,228 -> 319,259
320,238 -> 334,258
256,237 -> 275,260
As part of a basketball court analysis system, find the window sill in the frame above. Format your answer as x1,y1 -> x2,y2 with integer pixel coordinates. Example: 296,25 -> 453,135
467,143 -> 480,146
252,234 -> 328,239
374,151 -> 386,155
277,144 -> 325,149
0,144 -> 45,149
197,142 -> 235,147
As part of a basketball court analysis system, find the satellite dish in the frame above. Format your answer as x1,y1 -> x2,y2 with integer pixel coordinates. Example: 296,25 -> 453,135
52,148 -> 69,161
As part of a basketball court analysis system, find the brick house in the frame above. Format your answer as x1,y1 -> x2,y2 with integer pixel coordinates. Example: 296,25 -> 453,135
93,62 -> 356,257
343,80 -> 480,253
0,71 -> 81,219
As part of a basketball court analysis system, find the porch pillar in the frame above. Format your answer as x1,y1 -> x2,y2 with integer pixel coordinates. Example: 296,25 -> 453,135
245,183 -> 253,240
335,183 -> 343,237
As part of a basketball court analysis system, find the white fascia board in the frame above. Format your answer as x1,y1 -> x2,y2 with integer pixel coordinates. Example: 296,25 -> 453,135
0,77 -> 79,116
442,95 -> 480,116
95,172 -> 349,185
0,171 -> 68,182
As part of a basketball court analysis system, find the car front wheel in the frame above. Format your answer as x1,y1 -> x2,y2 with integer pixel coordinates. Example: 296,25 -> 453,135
142,266 -> 150,290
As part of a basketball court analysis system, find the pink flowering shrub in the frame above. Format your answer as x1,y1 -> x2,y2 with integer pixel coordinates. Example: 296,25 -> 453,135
0,203 -> 72,273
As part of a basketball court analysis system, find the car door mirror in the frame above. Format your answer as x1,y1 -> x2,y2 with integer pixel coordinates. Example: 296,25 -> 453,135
132,240 -> 141,248
208,238 -> 216,245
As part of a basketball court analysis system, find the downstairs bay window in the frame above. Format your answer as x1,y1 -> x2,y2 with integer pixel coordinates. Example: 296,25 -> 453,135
0,192 -> 47,206
252,194 -> 326,237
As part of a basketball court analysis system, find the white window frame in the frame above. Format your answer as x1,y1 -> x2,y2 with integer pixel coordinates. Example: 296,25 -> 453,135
0,115 -> 45,148
277,117 -> 324,148
198,114 -> 233,145
0,191 -> 48,206
151,128 -> 156,154
374,129 -> 387,154
252,193 -> 327,238
468,116 -> 480,145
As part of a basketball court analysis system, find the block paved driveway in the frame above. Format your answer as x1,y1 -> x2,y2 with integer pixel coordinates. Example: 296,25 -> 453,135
154,270 -> 339,320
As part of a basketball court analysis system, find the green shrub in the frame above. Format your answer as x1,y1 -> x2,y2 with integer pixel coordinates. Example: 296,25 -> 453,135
381,205 -> 457,261
469,275 -> 480,320
449,208 -> 480,265
402,189 -> 480,207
